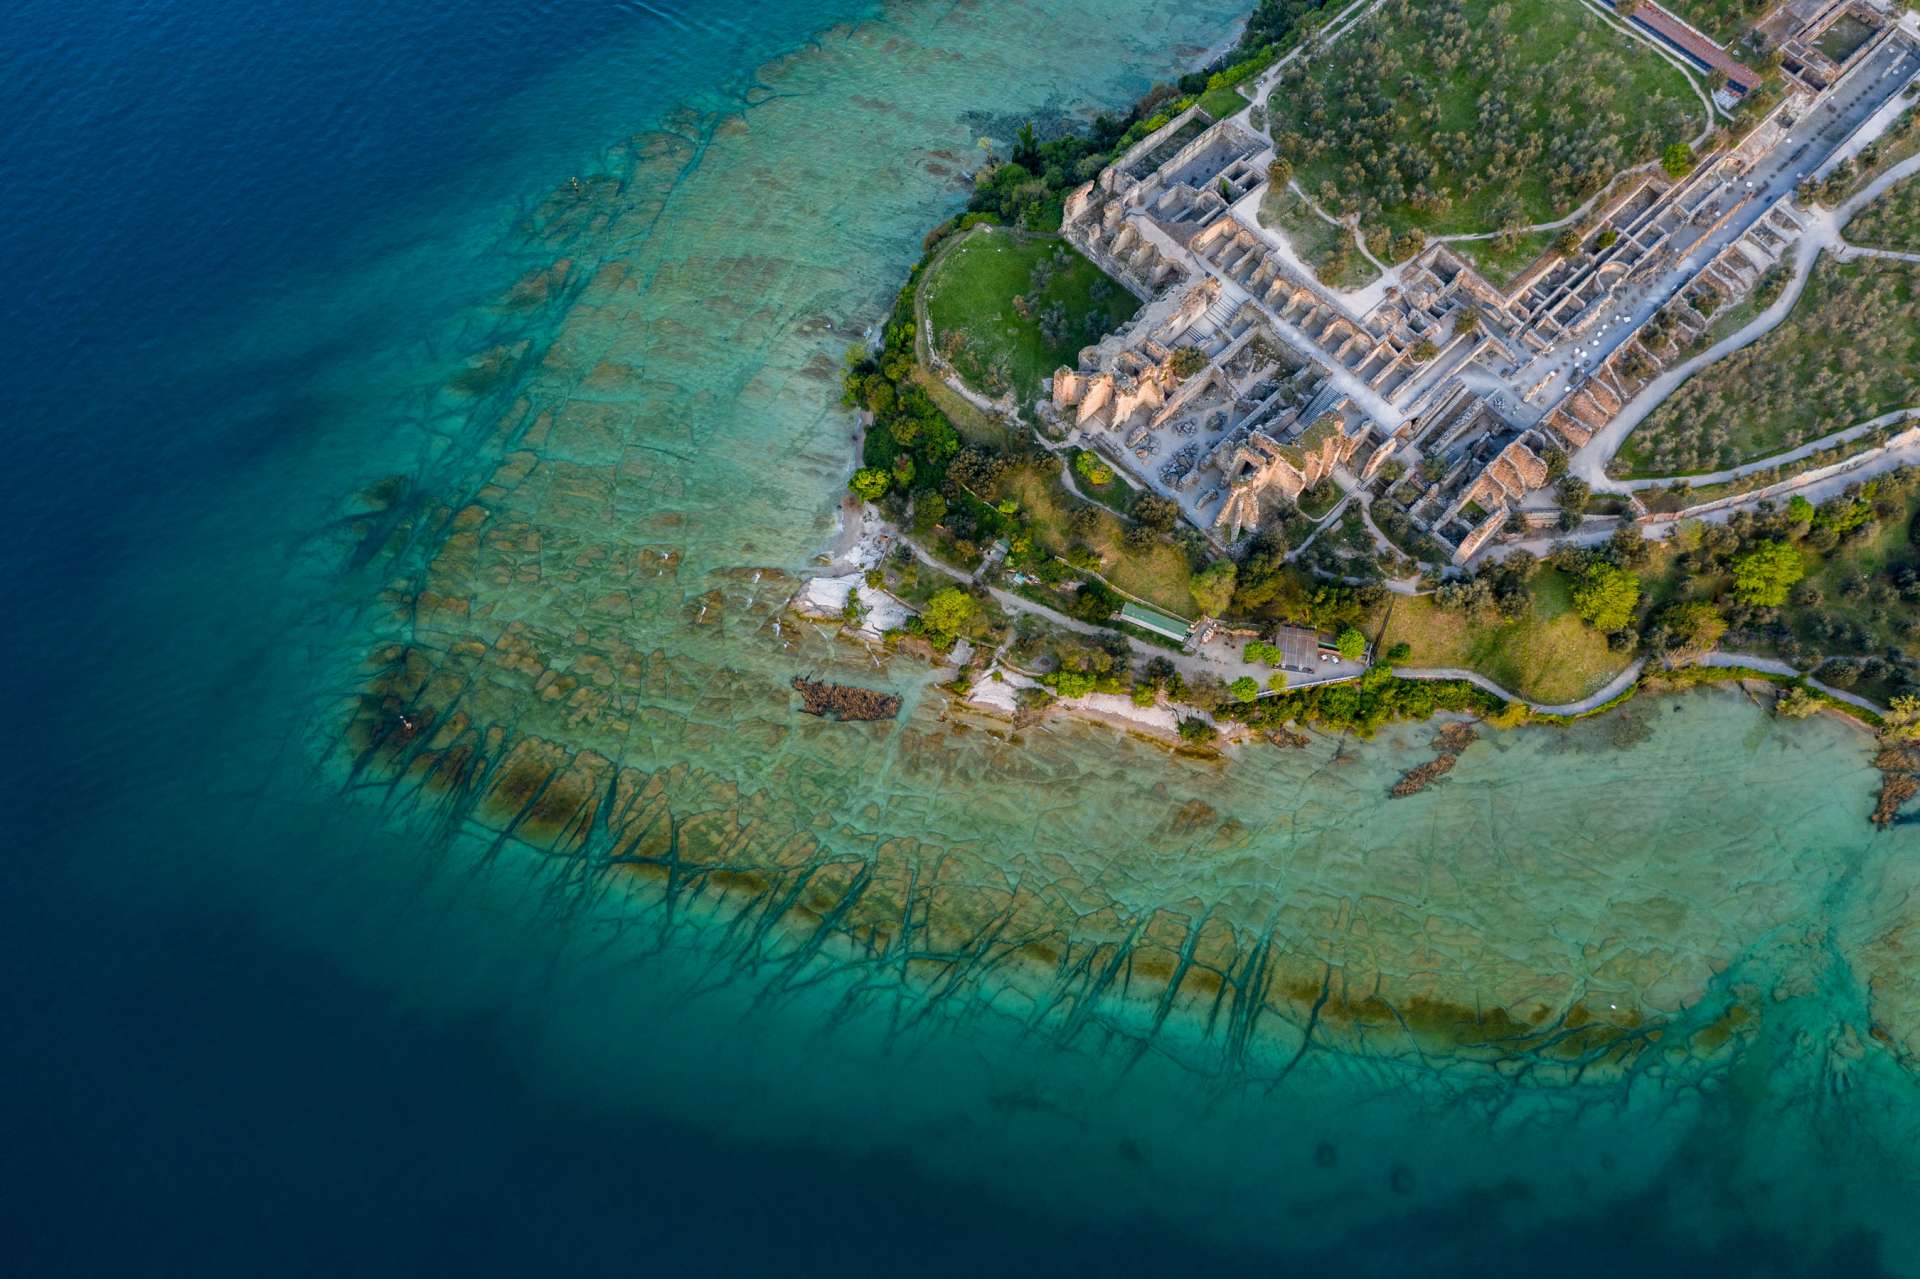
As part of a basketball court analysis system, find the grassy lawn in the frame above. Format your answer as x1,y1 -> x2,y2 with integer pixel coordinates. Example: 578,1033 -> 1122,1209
1616,256 -> 1920,477
1257,184 -> 1379,288
1198,81 -> 1251,122
909,365 -> 1018,450
1065,447 -> 1140,516
922,230 -> 1138,404
1816,13 -> 1877,64
1846,173 -> 1920,254
996,462 -> 1197,616
1452,228 -> 1558,289
1266,0 -> 1699,239
1661,0 -> 1773,46
1382,568 -> 1632,703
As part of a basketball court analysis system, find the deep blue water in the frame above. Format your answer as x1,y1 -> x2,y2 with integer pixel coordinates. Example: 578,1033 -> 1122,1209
1,2 -> 1301,1272
4,2 -> 1914,1275
0,3 -> 1078,1272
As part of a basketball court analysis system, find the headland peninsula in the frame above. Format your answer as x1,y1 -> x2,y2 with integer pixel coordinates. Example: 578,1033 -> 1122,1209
799,0 -> 1920,825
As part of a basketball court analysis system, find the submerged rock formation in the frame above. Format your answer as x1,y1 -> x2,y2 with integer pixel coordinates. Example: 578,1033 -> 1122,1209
1389,722 -> 1478,796
790,676 -> 901,721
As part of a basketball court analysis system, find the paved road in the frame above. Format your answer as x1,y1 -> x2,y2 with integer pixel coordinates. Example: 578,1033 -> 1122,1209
1841,243 -> 1920,264
1402,650 -> 1886,717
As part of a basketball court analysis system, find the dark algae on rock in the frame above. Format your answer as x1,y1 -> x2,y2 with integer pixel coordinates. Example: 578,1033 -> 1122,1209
791,676 -> 902,721
1390,723 -> 1479,797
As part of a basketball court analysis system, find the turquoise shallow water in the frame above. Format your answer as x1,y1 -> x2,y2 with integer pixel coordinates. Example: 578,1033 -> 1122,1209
7,0 -> 1920,1272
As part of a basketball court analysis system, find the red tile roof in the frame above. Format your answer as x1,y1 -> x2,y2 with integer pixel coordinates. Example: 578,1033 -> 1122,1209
1615,1 -> 1763,93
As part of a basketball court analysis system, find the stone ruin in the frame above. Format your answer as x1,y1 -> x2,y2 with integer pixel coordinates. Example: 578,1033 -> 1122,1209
1383,383 -> 1559,565
1211,411 -> 1365,540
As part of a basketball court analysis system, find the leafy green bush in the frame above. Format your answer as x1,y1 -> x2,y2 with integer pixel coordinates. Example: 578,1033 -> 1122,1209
1177,716 -> 1219,743
1047,669 -> 1098,698
1244,640 -> 1283,665
1074,450 -> 1114,486
1730,540 -> 1806,607
922,587 -> 978,641
1572,561 -> 1640,631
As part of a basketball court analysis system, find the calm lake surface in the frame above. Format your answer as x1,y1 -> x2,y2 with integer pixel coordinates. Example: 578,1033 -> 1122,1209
4,1 -> 1918,1274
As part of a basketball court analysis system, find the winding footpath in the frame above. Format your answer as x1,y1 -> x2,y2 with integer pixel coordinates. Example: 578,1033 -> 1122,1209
1401,652 -> 1886,717
1699,651 -> 1886,715
1398,658 -> 1648,716
1613,406 -> 1920,490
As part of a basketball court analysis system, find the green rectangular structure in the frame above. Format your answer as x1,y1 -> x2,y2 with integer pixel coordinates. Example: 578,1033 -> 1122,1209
1118,602 -> 1192,642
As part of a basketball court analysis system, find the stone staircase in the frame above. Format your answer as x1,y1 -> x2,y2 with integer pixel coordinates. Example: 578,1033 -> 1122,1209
1184,293 -> 1241,351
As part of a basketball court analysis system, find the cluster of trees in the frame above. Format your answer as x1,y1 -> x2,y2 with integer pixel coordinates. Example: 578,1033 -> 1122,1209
1242,0 -> 1334,49
842,288 -> 966,504
1228,521 -> 1384,631
1216,664 -> 1500,734
1190,558 -> 1239,616
1632,259 -> 1920,476
1004,613 -> 1134,699
912,587 -> 980,647
1418,470 -> 1920,692
1802,107 -> 1918,211
1265,0 -> 1694,238
1843,150 -> 1920,253
1430,527 -> 1658,648
1662,0 -> 1773,45
1435,546 -> 1551,620
870,545 -> 998,651
1126,494 -> 1181,553
1372,499 -> 1449,564
966,126 -> 1105,232
1694,473 -> 1920,688
848,268 -> 1206,645
905,452 -> 1202,630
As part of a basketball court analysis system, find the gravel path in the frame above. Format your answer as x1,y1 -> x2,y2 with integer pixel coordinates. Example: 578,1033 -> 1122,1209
1697,651 -> 1886,714
1396,658 -> 1646,716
